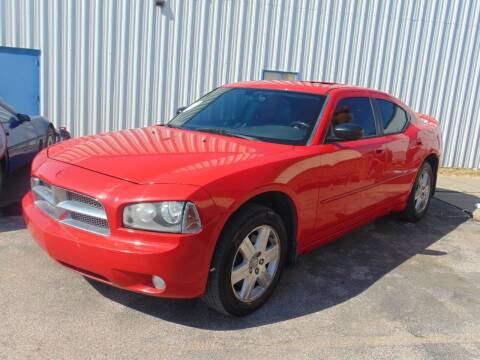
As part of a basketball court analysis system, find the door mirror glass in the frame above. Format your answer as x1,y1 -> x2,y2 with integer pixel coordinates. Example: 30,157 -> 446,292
332,123 -> 364,141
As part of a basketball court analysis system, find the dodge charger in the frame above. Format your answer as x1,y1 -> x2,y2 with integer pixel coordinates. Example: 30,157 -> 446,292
23,81 -> 441,316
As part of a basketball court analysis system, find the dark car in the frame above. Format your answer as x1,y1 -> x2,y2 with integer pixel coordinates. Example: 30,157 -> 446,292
0,98 -> 68,194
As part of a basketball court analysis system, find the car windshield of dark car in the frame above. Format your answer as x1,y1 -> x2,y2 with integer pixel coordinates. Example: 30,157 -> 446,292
167,88 -> 327,145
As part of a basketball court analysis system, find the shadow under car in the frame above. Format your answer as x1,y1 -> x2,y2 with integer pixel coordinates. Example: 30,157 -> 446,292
86,198 -> 470,330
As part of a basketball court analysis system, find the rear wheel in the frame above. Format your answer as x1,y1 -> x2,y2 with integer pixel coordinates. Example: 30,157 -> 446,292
400,162 -> 433,222
202,204 -> 287,316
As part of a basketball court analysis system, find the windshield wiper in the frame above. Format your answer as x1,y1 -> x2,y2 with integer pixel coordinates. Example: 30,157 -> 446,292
192,128 -> 256,141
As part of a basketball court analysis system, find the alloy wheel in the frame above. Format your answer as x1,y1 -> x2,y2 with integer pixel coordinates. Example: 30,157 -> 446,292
414,168 -> 431,212
230,225 -> 281,303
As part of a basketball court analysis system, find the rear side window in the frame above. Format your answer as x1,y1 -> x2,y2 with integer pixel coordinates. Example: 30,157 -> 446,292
376,99 -> 408,134
331,97 -> 377,137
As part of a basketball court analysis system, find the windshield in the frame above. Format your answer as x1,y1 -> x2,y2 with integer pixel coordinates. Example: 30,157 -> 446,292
167,87 -> 327,145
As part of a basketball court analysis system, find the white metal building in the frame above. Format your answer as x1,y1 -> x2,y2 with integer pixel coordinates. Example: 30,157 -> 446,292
0,0 -> 479,168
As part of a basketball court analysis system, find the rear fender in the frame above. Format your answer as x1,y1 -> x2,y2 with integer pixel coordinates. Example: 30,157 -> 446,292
417,113 -> 439,126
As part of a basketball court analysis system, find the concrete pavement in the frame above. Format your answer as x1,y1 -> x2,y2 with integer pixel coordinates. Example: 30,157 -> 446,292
436,175 -> 479,214
1,198 -> 479,359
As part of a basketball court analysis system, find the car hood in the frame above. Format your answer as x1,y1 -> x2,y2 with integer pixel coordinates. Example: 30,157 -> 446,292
47,126 -> 293,185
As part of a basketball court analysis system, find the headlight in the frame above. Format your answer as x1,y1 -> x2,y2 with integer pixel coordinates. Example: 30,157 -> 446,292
123,201 -> 202,233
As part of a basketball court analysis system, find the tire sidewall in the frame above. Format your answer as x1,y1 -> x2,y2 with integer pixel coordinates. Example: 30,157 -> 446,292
412,162 -> 434,218
217,207 -> 288,316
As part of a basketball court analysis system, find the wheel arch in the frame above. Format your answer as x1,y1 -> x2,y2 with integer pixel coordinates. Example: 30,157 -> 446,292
423,153 -> 440,195
218,190 -> 299,267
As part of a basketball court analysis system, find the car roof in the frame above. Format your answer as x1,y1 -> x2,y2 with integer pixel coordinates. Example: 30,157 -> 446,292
222,80 -> 387,96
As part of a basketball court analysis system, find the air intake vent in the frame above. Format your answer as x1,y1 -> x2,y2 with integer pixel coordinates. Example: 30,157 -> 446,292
31,178 -> 110,236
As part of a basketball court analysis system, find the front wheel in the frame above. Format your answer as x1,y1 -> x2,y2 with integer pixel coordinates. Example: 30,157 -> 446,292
400,162 -> 434,222
202,204 -> 287,316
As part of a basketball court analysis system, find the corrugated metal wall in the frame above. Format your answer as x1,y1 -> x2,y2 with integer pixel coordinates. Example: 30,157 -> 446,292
0,0 -> 479,168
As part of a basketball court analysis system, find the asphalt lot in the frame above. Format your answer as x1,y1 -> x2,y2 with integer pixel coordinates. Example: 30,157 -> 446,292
1,182 -> 480,359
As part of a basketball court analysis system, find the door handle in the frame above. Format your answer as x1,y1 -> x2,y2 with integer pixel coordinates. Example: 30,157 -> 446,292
375,149 -> 384,154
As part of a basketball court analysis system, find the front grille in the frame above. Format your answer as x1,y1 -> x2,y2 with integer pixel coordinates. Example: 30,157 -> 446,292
70,211 -> 109,229
32,178 -> 110,236
68,192 -> 103,209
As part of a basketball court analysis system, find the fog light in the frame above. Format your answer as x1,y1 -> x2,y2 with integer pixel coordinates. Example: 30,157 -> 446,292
152,275 -> 166,290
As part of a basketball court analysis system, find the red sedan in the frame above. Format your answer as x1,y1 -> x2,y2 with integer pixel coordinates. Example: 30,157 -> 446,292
23,81 -> 441,316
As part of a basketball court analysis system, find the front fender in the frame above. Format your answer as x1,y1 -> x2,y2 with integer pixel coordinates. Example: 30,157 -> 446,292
221,183 -> 299,218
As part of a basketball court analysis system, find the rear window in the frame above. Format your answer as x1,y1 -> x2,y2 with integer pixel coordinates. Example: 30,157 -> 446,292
376,99 -> 408,134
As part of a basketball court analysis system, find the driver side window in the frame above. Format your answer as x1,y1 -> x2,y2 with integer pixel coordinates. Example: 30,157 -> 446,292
330,97 -> 377,138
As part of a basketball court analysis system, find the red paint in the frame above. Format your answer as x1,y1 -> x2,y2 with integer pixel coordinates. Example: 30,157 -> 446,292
23,81 -> 441,298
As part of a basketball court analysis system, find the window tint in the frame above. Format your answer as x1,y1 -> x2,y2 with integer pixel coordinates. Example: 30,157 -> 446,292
169,88 -> 327,145
331,97 -> 377,137
376,99 -> 408,134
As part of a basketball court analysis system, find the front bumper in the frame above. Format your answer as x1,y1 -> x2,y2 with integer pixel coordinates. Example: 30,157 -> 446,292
23,192 -> 215,298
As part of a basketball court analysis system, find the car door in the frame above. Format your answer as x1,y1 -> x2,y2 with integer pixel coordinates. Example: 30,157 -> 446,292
371,97 -> 413,200
313,95 -> 391,244
0,104 -> 39,172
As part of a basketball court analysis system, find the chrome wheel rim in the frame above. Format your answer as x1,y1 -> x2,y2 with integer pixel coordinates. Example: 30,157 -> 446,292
47,134 -> 55,147
231,225 -> 281,303
414,169 -> 431,212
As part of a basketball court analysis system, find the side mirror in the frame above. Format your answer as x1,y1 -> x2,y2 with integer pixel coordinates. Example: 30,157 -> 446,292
16,113 -> 31,123
176,106 -> 187,115
331,123 -> 364,141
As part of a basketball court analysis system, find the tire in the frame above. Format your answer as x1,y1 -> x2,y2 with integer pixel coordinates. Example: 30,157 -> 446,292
0,165 -> 3,196
45,126 -> 56,148
400,162 -> 434,222
202,204 -> 288,316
